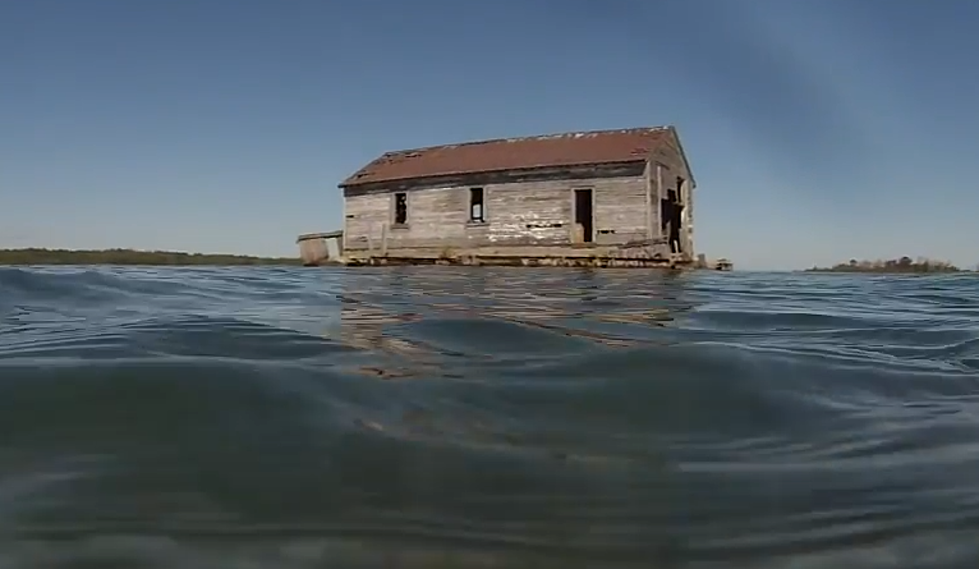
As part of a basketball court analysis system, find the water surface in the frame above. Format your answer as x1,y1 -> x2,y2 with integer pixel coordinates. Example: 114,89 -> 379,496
2,266 -> 978,568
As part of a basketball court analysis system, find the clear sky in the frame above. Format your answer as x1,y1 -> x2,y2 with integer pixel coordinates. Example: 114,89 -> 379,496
2,0 -> 977,270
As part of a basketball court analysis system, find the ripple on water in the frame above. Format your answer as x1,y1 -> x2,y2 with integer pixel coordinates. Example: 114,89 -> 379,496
2,266 -> 979,567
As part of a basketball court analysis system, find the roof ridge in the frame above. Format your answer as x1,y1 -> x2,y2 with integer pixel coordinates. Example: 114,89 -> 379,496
383,125 -> 671,156
341,125 -> 676,187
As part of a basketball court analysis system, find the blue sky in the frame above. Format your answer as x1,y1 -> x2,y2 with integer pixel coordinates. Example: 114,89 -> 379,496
2,0 -> 977,270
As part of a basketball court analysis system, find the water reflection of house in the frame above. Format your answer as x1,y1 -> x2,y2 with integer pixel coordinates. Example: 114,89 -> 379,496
334,301 -> 431,360
337,126 -> 699,268
335,302 -> 389,351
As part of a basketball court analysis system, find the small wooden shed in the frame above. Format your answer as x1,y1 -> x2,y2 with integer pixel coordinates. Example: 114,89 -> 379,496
296,230 -> 344,266
337,126 -> 697,267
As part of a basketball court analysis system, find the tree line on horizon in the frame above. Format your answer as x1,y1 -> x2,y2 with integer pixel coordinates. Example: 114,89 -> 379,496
0,248 -> 302,266
807,256 -> 965,273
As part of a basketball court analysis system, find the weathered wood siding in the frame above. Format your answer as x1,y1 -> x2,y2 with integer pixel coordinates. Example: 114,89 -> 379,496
342,170 -> 648,252
644,160 -> 659,240
343,193 -> 389,251
649,130 -> 696,255
592,176 -> 648,245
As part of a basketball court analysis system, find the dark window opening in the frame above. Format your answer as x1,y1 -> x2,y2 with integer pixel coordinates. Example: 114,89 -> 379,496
394,192 -> 407,225
574,189 -> 593,243
469,187 -> 484,222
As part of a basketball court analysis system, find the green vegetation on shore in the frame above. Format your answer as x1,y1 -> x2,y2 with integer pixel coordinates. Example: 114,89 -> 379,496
0,248 -> 302,266
806,257 -> 962,274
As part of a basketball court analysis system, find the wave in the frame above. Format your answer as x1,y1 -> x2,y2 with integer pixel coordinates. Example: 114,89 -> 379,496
2,266 -> 979,567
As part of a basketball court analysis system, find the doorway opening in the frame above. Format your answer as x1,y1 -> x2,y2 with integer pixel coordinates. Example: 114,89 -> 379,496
574,189 -> 594,243
661,188 -> 684,254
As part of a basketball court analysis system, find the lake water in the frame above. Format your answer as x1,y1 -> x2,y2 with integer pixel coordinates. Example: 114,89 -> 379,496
1,266 -> 978,568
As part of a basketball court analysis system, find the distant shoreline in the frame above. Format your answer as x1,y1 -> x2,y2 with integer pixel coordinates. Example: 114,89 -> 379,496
0,248 -> 302,266
805,257 -> 967,274
2,249 -> 972,272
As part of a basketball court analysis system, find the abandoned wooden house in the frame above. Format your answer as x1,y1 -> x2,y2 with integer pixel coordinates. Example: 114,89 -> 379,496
337,126 -> 697,267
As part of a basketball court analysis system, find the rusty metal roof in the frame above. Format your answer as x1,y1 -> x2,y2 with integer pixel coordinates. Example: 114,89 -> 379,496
340,126 -> 672,187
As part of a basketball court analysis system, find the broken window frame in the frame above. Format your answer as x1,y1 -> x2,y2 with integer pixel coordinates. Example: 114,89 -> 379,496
468,187 -> 485,223
393,192 -> 408,225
